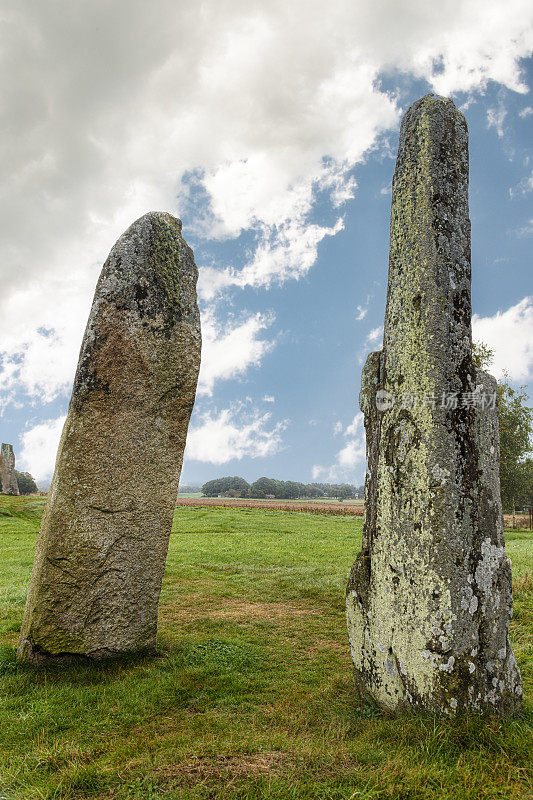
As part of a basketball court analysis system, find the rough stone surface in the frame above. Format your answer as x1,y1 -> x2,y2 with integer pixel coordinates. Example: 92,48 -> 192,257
346,95 -> 522,715
19,212 -> 201,664
0,443 -> 19,495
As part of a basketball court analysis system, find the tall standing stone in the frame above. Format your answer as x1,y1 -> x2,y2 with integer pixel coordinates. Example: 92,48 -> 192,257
0,443 -> 19,495
19,212 -> 201,664
346,95 -> 522,714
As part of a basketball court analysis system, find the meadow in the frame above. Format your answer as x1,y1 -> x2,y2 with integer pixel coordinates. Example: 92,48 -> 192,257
0,496 -> 531,799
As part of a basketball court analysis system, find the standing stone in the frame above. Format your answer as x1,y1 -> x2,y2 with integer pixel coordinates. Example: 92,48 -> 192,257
0,443 -> 19,495
346,95 -> 522,714
19,212 -> 201,664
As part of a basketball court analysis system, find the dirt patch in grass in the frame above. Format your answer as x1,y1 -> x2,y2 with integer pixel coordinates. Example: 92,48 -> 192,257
162,596 -> 325,623
158,750 -> 292,782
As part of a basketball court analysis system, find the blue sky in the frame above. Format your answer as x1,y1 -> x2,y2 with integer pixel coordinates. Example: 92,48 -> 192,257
0,2 -> 532,488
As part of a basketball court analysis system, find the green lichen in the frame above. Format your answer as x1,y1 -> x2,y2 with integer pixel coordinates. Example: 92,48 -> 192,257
151,212 -> 183,313
347,95 -> 521,715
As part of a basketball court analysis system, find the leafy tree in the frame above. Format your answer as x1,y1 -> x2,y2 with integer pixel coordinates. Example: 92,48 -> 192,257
472,341 -> 494,371
15,470 -> 38,495
250,477 -> 278,498
515,458 -> 533,509
473,342 -> 532,515
202,476 -> 250,497
337,485 -> 355,501
498,381 -> 532,513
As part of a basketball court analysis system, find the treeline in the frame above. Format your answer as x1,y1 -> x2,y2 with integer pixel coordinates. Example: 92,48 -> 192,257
201,476 -> 364,500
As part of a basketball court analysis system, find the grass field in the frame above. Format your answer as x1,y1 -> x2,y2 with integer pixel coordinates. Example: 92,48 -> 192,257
0,496 -> 531,799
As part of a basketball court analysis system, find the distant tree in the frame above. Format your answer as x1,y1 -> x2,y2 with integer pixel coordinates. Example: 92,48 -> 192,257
498,380 -> 532,514
250,477 -> 278,498
202,477 -> 250,497
473,342 -> 532,517
283,481 -> 303,499
15,470 -> 38,495
337,485 -> 354,501
515,458 -> 533,509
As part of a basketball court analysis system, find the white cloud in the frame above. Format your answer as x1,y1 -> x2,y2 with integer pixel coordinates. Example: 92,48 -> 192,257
510,170 -> 533,197
487,105 -> 507,138
519,106 -> 533,117
198,308 -> 275,396
1,0 -> 533,407
367,326 -> 383,344
333,421 -> 343,435
0,274 -> 94,407
18,415 -> 66,483
263,394 -> 275,403
472,296 -> 533,381
198,217 -> 345,299
356,297 -> 370,321
515,218 -> 533,236
358,325 -> 384,363
184,404 -> 287,464
313,412 -> 366,481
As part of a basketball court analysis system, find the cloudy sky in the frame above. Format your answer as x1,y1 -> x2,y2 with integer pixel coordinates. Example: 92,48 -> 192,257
1,1 -> 532,488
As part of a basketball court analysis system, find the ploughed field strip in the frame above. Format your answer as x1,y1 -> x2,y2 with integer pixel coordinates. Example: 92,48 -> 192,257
176,497 -> 365,516
175,498 -> 527,527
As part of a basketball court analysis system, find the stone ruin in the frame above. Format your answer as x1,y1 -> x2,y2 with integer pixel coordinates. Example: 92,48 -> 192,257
0,443 -> 19,496
346,95 -> 522,714
19,212 -> 201,664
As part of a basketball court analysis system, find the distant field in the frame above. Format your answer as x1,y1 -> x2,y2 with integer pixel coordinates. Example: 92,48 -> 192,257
0,495 -> 531,799
176,497 -> 365,515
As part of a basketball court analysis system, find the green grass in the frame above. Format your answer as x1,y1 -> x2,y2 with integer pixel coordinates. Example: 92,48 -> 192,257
0,496 -> 531,799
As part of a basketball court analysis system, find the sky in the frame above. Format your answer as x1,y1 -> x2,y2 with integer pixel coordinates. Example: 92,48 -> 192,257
0,0 -> 532,489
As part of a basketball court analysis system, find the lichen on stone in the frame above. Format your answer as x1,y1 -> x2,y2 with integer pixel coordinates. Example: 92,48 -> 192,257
346,95 -> 522,715
18,212 -> 201,665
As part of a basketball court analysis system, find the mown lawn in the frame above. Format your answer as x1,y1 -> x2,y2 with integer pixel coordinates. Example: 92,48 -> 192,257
0,496 -> 531,799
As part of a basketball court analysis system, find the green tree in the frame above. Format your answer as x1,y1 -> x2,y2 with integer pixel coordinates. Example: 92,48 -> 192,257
201,477 -> 250,497
15,470 -> 38,495
498,381 -> 532,514
337,485 -> 354,501
250,477 -> 278,498
473,342 -> 532,517
515,458 -> 533,509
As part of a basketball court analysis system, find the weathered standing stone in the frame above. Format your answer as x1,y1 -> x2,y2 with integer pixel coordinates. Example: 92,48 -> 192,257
0,443 -> 19,495
346,95 -> 522,714
19,212 -> 201,664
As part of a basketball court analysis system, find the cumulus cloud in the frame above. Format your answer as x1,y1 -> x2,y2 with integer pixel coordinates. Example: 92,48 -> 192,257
198,308 -> 275,396
198,216 -> 345,300
472,296 -> 533,382
1,0 -> 532,408
184,404 -> 287,464
18,415 -> 66,483
0,273 -> 94,407
313,412 -> 366,481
